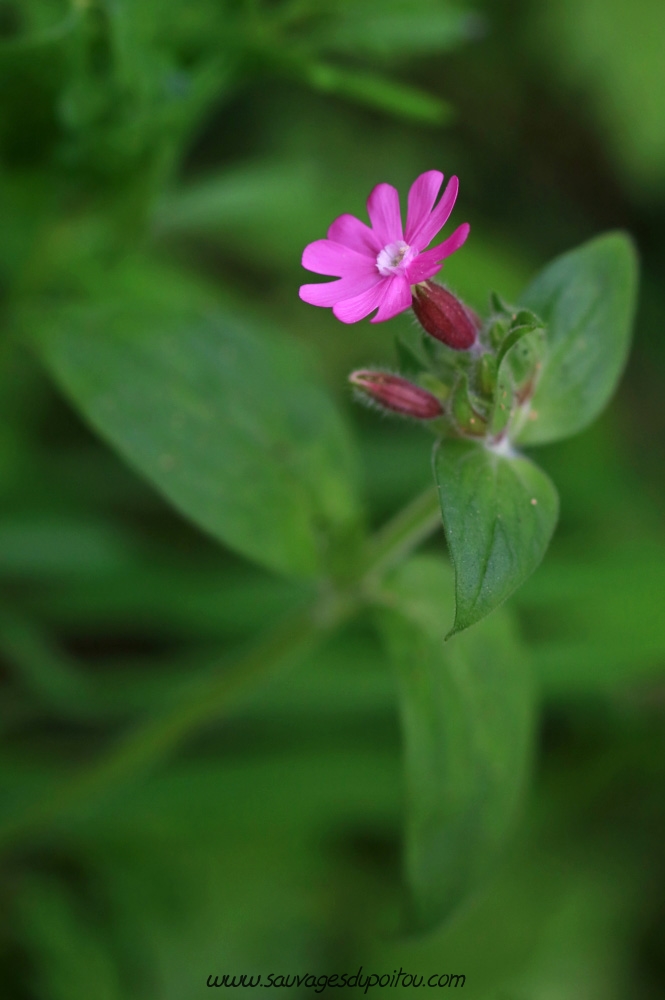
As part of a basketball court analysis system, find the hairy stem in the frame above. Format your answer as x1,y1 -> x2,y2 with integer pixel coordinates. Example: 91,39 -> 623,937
0,487 -> 441,851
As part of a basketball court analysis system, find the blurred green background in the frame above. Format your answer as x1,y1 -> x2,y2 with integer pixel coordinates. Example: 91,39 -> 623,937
2,1 -> 665,997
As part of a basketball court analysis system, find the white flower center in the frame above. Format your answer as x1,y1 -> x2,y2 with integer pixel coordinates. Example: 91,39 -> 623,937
376,240 -> 416,276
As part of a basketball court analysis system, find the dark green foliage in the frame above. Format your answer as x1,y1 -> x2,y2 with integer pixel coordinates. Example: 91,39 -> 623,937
1,0 -> 665,996
30,259 -> 362,578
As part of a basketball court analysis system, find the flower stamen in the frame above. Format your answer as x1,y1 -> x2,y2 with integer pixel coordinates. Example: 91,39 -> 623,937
376,240 -> 415,276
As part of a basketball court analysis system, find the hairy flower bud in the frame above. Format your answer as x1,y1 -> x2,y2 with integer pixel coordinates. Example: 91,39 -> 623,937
412,280 -> 478,350
349,370 -> 443,420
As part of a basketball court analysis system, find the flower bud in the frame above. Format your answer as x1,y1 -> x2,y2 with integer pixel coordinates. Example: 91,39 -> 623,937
349,370 -> 443,420
412,281 -> 478,350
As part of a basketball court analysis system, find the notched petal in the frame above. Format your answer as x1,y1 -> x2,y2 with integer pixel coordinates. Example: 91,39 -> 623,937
367,183 -> 404,245
406,170 -> 444,244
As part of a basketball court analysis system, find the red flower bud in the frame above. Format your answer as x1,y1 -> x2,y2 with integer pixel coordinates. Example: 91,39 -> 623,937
412,280 -> 478,350
349,370 -> 443,420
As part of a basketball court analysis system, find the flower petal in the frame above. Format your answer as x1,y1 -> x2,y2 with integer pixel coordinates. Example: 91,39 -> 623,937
370,274 -> 412,324
302,238 -> 378,277
405,170 -> 444,244
405,223 -> 470,284
327,214 -> 380,255
410,175 -> 459,251
367,183 -> 403,244
332,281 -> 387,324
299,272 -> 381,308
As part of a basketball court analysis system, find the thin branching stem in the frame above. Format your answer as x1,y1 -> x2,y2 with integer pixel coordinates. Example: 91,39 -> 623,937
0,487 -> 442,852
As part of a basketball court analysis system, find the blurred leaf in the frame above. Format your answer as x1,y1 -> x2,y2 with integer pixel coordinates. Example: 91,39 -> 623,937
0,515 -> 132,577
375,555 -> 534,933
0,170 -> 60,288
16,875 -> 126,1000
517,543 -> 665,695
24,562 -> 307,644
0,1 -> 80,164
0,0 -> 75,43
433,438 -> 558,635
154,159 -> 323,262
89,834 -> 333,997
156,162 -> 302,231
0,603 -> 105,719
0,747 -> 401,843
52,0 -> 236,185
517,233 -> 638,446
302,61 -> 452,125
28,259 -> 362,578
13,835 -> 332,1000
367,790 -> 645,999
318,0 -> 482,59
531,0 -> 665,189
442,234 -> 532,316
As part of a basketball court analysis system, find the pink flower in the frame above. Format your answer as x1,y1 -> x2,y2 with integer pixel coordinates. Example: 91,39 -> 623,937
299,170 -> 470,324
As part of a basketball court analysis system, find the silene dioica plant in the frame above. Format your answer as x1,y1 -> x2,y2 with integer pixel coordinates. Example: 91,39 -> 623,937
18,170 -> 638,937
296,169 -> 638,929
14,169 -> 638,939
2,4 -> 636,941
299,169 -> 637,638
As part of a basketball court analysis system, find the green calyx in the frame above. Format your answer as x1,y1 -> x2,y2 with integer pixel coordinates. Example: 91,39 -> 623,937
394,293 -> 545,448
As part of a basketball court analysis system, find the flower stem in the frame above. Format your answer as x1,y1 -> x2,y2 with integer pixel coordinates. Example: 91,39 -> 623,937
357,485 -> 441,583
0,487 -> 442,852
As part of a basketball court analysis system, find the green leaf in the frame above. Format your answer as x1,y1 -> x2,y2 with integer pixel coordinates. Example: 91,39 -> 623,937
15,876 -> 126,1000
0,2 -> 81,164
375,555 -> 534,934
319,0 -> 481,59
433,438 -> 558,635
29,260 -> 361,579
303,62 -> 452,125
517,232 -> 638,446
155,161 -> 316,237
534,0 -> 665,189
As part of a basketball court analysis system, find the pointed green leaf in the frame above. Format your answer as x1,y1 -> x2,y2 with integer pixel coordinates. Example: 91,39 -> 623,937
28,260 -> 361,579
433,438 -> 558,635
517,232 -> 638,445
375,556 -> 534,934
